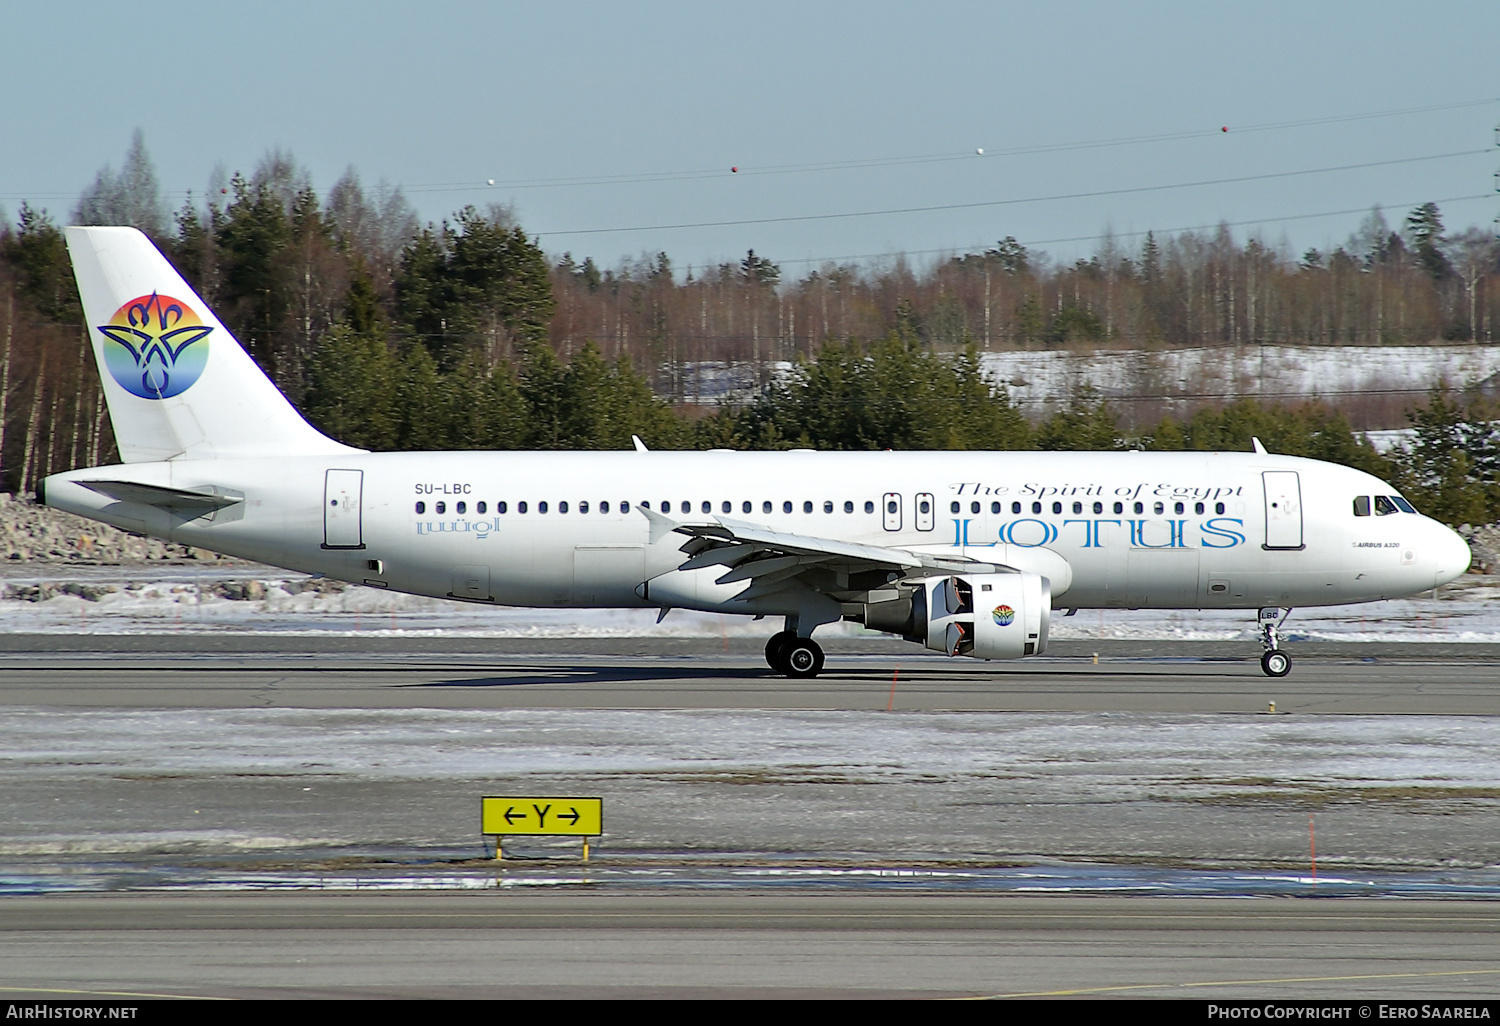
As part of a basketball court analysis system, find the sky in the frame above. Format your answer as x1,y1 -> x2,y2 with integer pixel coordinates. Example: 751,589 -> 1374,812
3,1 -> 1498,277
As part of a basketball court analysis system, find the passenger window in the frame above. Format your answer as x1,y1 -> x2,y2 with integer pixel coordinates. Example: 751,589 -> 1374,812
436,501 -> 446,514
844,501 -> 854,513
991,501 -> 1001,514
681,501 -> 691,514
498,501 -> 507,514
1052,502 -> 1062,514
765,501 -> 774,514
1134,502 -> 1144,514
600,501 -> 609,513
619,501 -> 629,513
886,500 -> 897,514
722,501 -> 732,513
744,501 -> 753,514
1153,502 -> 1164,514
579,501 -> 589,514
701,501 -> 711,514
824,501 -> 834,513
1215,502 -> 1225,515
1012,502 -> 1022,514
539,501 -> 549,514
518,501 -> 528,513
1092,501 -> 1102,514
1375,495 -> 1398,516
864,500 -> 875,514
659,500 -> 669,511
1113,501 -> 1123,514
1174,502 -> 1184,514
783,501 -> 793,514
919,499 -> 931,514
1072,502 -> 1082,514
559,501 -> 569,514
803,501 -> 813,513
1354,495 -> 1371,516
477,501 -> 487,514
456,501 -> 466,514
951,501 -> 961,514
971,501 -> 981,514
415,501 -> 426,514
1194,502 -> 1204,514
1032,502 -> 1042,514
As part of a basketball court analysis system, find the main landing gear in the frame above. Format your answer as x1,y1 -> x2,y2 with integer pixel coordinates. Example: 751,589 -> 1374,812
1258,607 -> 1292,677
764,629 -> 825,678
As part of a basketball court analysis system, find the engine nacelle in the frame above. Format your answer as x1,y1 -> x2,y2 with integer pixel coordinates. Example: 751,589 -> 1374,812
859,572 -> 1050,659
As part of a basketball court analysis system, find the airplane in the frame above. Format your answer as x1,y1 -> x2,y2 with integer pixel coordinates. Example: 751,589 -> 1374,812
40,227 -> 1471,678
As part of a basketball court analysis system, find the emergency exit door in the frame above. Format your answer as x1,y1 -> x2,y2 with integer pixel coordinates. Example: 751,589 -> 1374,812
323,469 -> 364,549
882,492 -> 902,531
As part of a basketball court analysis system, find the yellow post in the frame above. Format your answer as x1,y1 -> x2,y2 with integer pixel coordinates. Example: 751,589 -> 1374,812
582,837 -> 590,862
495,838 -> 503,861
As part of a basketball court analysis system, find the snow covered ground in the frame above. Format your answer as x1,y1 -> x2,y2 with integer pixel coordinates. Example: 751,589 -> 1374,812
3,706 -> 1498,893
674,345 -> 1500,414
1,563 -> 1496,643
977,343 -> 1500,416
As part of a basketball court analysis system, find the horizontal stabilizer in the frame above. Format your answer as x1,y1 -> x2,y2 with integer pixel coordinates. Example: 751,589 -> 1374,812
78,479 -> 242,514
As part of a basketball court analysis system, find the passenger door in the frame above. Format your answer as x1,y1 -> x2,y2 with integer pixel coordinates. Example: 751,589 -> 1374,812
1262,471 -> 1304,550
323,469 -> 364,549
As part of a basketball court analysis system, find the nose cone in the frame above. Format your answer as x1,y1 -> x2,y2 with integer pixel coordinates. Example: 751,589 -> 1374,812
1432,522 -> 1472,586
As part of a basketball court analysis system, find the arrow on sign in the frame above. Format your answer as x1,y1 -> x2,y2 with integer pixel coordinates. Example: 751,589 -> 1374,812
503,807 -> 525,825
558,808 -> 580,825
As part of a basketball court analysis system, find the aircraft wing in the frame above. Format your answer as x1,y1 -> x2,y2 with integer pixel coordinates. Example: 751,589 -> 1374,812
642,506 -> 1007,603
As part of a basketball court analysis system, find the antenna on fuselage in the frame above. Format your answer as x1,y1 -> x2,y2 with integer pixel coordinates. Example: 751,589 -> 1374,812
1251,437 -> 1269,454
632,435 -> 650,452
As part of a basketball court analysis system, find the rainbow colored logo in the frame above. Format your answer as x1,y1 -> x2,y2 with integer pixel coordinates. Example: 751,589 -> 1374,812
97,292 -> 213,400
992,605 -> 1015,626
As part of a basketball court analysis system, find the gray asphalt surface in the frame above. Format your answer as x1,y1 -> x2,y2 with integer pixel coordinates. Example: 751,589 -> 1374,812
2,892 -> 1499,999
2,635 -> 1499,714
4,634 -> 1499,1000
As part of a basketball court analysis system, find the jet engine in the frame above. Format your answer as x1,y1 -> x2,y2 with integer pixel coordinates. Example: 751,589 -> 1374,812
856,572 -> 1050,660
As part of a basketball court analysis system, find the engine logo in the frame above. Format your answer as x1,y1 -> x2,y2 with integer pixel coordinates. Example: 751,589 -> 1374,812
97,292 -> 213,400
992,604 -> 1015,626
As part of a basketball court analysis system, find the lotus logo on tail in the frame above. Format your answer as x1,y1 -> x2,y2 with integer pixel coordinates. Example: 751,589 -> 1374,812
97,292 -> 213,399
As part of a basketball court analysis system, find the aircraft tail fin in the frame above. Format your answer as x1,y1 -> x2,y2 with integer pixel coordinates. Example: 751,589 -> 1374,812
65,226 -> 362,463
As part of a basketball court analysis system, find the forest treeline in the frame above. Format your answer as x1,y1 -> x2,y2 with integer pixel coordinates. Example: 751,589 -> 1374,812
3,137 -> 1500,526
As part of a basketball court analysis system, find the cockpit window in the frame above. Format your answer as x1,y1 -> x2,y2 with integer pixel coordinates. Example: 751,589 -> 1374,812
1353,495 -> 1371,517
1374,495 -> 1399,516
1392,496 -> 1416,514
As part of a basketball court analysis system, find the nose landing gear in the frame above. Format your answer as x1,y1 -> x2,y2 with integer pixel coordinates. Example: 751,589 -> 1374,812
1258,607 -> 1292,677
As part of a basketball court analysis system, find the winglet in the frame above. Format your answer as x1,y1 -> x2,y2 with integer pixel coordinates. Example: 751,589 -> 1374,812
632,435 -> 650,452
1251,436 -> 1269,454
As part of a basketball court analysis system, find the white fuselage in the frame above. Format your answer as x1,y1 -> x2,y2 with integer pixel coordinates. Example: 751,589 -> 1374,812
44,449 -> 1470,617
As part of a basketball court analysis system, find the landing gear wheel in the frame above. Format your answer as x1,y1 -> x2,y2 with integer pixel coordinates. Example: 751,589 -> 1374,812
781,637 -> 824,678
1261,649 -> 1291,677
764,631 -> 795,673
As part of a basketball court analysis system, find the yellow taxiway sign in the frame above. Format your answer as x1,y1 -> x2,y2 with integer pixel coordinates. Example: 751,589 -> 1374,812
482,796 -> 603,836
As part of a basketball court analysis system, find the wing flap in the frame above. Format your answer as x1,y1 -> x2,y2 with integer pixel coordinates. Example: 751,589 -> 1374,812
640,506 -> 1012,600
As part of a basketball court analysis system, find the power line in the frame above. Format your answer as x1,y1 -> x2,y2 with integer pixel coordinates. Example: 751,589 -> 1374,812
402,96 -> 1500,193
6,96 -> 1493,204
537,149 -> 1491,238
773,193 -> 1497,268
